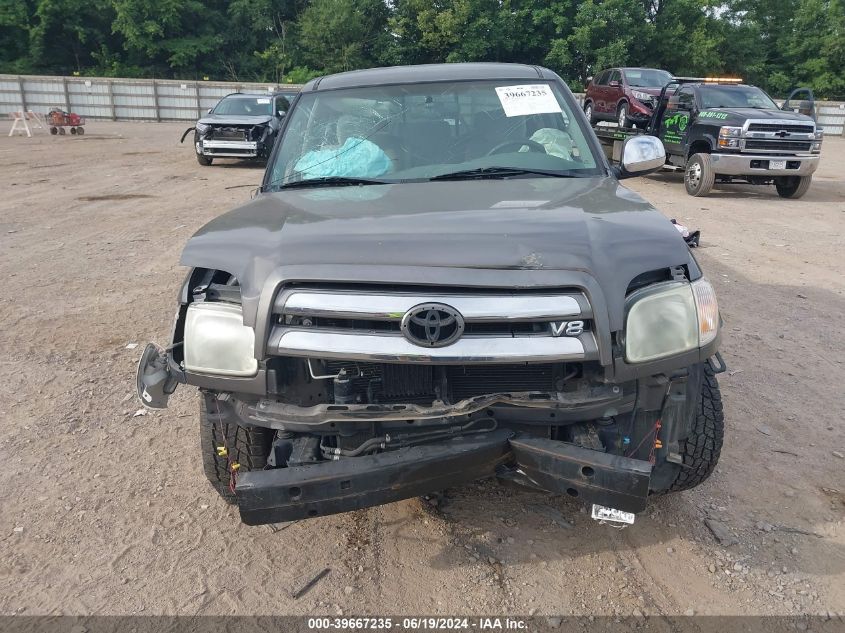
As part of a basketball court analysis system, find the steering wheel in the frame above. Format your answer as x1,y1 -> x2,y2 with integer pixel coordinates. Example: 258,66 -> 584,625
485,139 -> 546,156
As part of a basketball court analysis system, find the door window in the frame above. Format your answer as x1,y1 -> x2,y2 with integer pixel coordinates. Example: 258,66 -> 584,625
677,87 -> 695,110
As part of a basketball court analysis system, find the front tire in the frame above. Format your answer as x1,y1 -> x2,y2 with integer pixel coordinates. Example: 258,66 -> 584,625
668,365 -> 725,492
584,101 -> 596,125
617,102 -> 629,128
775,175 -> 812,199
200,395 -> 273,503
196,153 -> 213,166
685,153 -> 715,196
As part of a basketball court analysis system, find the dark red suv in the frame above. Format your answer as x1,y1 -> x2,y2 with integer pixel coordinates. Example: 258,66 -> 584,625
584,67 -> 674,128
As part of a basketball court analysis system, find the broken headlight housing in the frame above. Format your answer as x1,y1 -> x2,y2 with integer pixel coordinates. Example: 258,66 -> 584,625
624,279 -> 718,363
183,302 -> 257,376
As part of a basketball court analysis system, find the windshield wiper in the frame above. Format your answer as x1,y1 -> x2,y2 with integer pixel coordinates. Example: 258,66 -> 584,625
428,167 -> 583,181
274,176 -> 391,190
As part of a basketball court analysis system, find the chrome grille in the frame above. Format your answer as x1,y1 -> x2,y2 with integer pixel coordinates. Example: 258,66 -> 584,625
741,119 -> 815,154
744,139 -> 813,152
269,287 -> 597,364
748,123 -> 814,134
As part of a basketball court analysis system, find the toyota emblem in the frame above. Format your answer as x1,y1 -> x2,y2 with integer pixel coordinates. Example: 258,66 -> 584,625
400,303 -> 465,347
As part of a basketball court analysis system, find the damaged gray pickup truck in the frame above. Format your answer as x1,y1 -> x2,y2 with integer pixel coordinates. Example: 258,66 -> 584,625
138,63 -> 725,526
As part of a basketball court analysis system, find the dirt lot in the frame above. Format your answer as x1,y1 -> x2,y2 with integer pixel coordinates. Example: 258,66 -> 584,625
0,122 -> 843,621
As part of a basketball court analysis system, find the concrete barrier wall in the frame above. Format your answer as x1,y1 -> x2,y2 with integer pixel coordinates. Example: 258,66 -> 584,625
0,74 -> 302,122
1,74 -> 843,135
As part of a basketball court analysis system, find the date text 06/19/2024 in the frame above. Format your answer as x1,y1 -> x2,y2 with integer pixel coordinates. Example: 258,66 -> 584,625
307,617 -> 529,630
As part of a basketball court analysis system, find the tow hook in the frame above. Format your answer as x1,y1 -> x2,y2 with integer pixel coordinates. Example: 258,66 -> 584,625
136,343 -> 179,409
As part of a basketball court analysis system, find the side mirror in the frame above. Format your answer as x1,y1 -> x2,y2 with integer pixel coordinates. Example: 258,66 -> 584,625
613,136 -> 665,179
277,109 -> 287,118
207,108 -> 213,114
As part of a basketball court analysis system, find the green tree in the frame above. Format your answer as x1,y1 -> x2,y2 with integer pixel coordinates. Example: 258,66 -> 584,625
546,0 -> 652,85
0,0 -> 34,72
112,0 -> 226,76
787,0 -> 845,97
224,0 -> 308,82
298,0 -> 389,73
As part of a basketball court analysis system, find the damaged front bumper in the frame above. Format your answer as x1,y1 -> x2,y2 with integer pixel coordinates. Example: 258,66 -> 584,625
236,431 -> 652,525
199,139 -> 259,158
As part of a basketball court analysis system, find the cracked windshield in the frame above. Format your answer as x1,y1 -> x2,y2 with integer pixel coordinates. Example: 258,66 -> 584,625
267,80 -> 600,188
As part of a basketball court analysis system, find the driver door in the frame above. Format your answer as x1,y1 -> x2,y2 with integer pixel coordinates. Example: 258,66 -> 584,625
659,86 -> 695,155
781,87 -> 816,121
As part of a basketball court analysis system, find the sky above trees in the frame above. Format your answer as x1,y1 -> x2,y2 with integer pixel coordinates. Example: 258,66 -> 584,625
1,0 -> 843,97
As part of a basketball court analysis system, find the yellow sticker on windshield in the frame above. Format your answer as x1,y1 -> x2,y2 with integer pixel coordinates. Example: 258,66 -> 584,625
495,85 -> 562,118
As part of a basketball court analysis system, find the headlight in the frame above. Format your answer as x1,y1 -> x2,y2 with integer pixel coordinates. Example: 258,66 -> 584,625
195,122 -> 210,134
632,90 -> 652,102
625,279 -> 719,363
718,126 -> 742,149
184,302 -> 257,376
691,278 -> 719,346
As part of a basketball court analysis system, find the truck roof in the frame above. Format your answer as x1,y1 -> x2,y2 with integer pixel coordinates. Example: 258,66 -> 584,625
302,63 -> 557,92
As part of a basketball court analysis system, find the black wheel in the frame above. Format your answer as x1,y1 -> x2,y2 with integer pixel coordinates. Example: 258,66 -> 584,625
667,364 -> 725,492
50,127 -> 58,135
77,126 -> 85,135
584,101 -> 596,125
616,102 -> 629,128
199,395 -> 273,503
70,126 -> 77,135
58,127 -> 66,135
775,175 -> 812,199
684,153 -> 715,196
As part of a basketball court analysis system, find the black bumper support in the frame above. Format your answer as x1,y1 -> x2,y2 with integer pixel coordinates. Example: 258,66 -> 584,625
236,430 -> 514,525
509,437 -> 652,513
235,432 -> 653,524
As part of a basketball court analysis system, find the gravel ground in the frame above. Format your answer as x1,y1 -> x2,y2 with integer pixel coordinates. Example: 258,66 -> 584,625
0,122 -> 843,621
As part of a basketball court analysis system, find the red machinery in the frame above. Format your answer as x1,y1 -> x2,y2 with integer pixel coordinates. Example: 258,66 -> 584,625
47,108 -> 85,135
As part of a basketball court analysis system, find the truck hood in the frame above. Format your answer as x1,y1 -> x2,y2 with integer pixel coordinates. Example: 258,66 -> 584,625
197,114 -> 274,127
703,107 -> 814,125
181,177 -> 692,330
